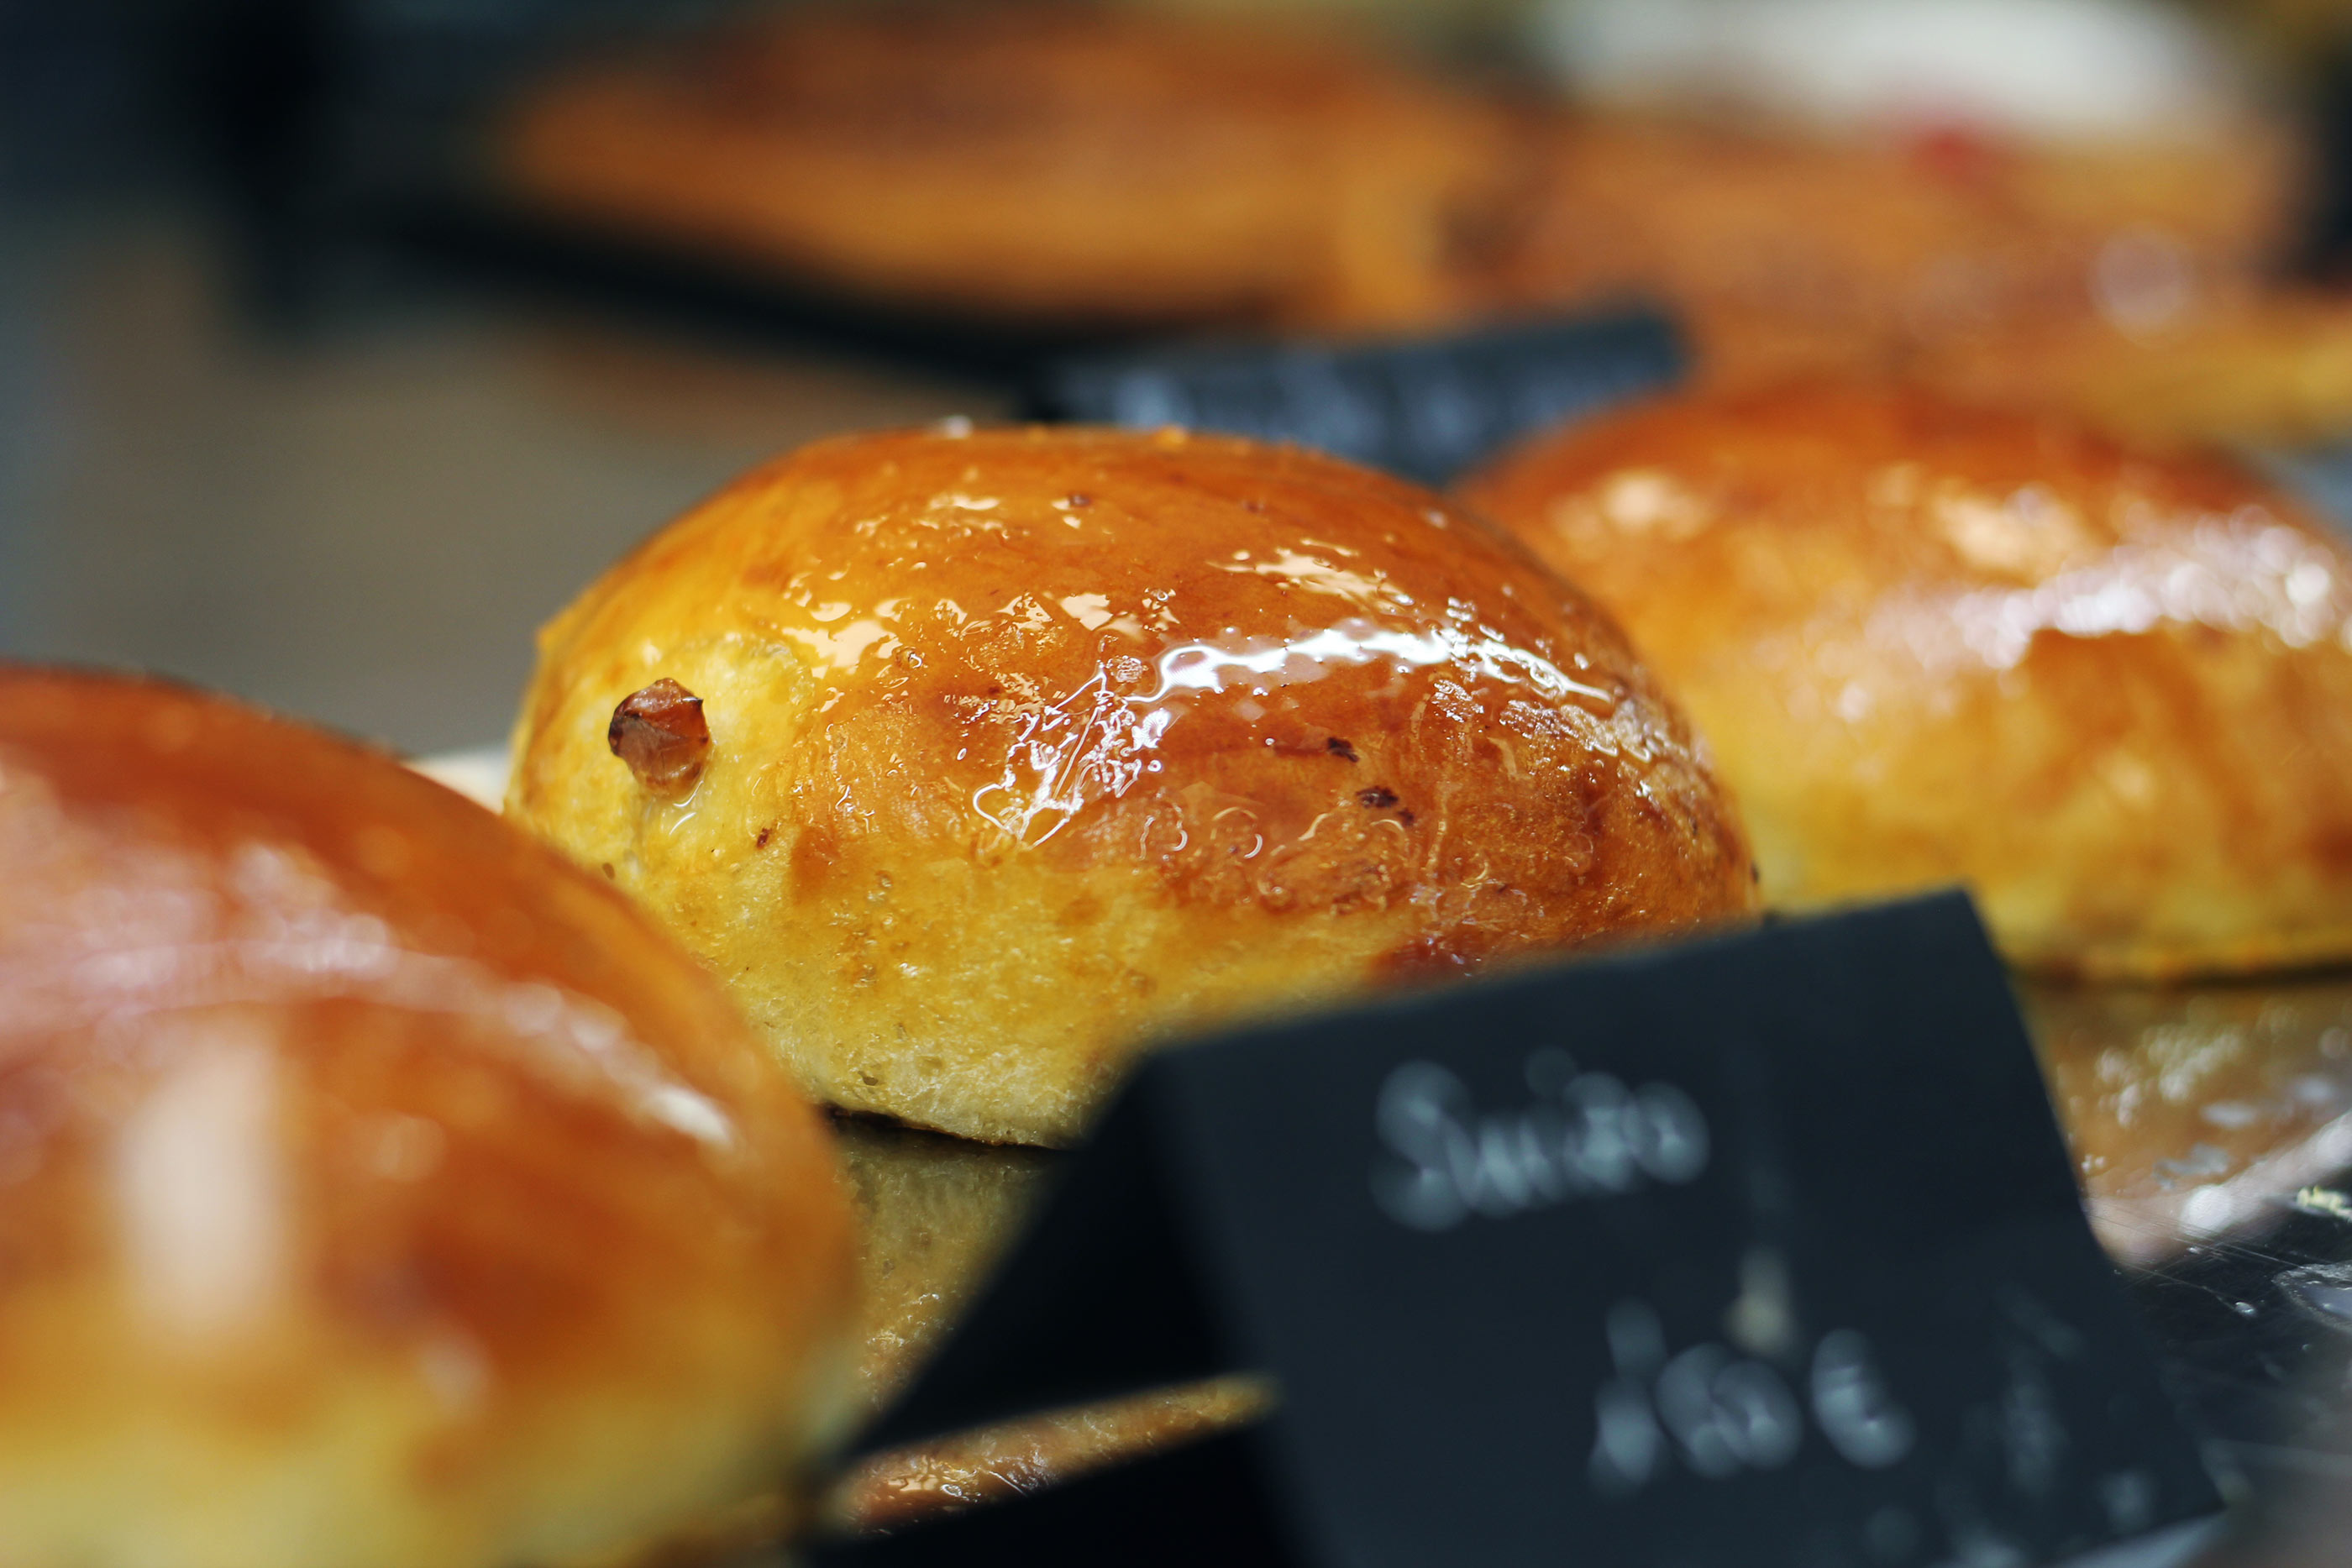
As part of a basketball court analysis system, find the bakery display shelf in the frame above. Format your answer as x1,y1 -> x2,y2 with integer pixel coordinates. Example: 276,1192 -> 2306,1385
412,738 -> 2352,1560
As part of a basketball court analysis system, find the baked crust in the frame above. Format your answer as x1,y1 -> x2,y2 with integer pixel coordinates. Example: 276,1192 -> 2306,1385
508,427 -> 1754,1146
1460,385 -> 2352,978
0,668 -> 854,1568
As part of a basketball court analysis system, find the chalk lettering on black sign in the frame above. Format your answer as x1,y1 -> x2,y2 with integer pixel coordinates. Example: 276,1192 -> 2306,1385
1368,1049 -> 1709,1231
1587,1304 -> 1916,1496
1812,1330 -> 1918,1469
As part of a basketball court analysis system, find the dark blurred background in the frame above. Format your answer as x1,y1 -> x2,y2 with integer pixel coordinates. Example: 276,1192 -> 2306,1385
0,0 -> 997,755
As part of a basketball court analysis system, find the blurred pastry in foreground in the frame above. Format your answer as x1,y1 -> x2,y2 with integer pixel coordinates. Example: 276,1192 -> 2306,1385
500,2 -> 1513,332
1459,385 -> 2352,979
507,426 -> 1754,1146
0,668 -> 854,1568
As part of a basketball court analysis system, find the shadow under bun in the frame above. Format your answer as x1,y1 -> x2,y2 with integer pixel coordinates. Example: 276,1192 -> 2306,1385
0,667 -> 854,1568
507,426 -> 1754,1146
821,1118 -> 1264,1534
1459,384 -> 2352,978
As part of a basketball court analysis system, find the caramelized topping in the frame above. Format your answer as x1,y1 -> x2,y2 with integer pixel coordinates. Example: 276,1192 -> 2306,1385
608,679 -> 711,794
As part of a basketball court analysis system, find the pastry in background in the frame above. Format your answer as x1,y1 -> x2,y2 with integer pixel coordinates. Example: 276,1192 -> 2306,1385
496,0 -> 2328,437
0,668 -> 855,1568
1506,0 -> 2311,422
500,2 -> 1515,333
1489,109 -> 2298,391
1904,291 -> 2352,449
1459,385 -> 2352,979
507,426 -> 1754,1146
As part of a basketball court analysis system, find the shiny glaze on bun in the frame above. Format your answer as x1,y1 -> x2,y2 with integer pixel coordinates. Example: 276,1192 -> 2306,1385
1461,385 -> 2352,978
0,668 -> 853,1568
509,427 -> 1753,1146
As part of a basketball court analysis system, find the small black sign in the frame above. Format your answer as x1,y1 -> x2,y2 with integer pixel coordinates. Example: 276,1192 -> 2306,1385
826,894 -> 2220,1568
1030,307 -> 1685,485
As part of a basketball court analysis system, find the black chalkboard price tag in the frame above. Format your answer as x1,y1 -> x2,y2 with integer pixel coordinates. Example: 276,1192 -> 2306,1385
1029,307 -> 1685,485
818,894 -> 2222,1568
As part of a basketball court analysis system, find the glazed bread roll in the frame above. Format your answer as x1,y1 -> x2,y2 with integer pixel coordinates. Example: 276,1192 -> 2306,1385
508,427 -> 1753,1146
501,3 -> 1513,332
1459,385 -> 2352,978
0,669 -> 854,1568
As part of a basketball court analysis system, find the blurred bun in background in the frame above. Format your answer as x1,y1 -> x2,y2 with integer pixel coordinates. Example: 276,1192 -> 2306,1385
507,426 -> 1754,1146
499,2 -> 1518,332
1461,385 -> 2352,978
1490,108 -> 2299,385
487,0 -> 2352,446
0,668 -> 853,1568
1901,288 -> 2352,449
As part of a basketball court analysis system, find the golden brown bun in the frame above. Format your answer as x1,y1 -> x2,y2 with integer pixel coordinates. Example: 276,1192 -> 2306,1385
0,668 -> 854,1568
1460,385 -> 2352,978
499,3 -> 1513,332
508,427 -> 1754,1146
